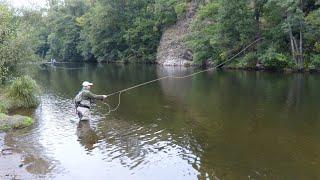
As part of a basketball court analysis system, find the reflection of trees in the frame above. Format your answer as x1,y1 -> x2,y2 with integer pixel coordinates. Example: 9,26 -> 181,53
156,66 -> 195,102
34,63 -> 159,98
285,74 -> 303,110
98,117 -> 150,167
156,68 -> 320,178
31,64 -> 320,178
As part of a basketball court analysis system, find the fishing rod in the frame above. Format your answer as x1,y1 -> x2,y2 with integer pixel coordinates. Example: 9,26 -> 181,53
103,38 -> 263,115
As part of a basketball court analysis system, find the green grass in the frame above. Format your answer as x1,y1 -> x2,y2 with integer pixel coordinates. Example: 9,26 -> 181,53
0,99 -> 9,113
8,75 -> 40,109
22,117 -> 34,127
174,2 -> 187,18
0,124 -> 10,131
0,76 -> 38,132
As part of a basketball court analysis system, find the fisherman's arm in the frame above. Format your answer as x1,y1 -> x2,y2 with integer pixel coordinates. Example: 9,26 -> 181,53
84,91 -> 107,101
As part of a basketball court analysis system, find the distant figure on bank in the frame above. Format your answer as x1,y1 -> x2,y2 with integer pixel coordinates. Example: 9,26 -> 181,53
50,58 -> 56,65
74,81 -> 107,121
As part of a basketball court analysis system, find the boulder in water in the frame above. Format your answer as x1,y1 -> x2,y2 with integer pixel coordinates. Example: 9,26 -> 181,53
0,113 -> 34,131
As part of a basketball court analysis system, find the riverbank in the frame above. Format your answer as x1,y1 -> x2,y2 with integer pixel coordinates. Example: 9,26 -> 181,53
221,65 -> 320,73
0,82 -> 39,178
0,133 -> 36,179
37,59 -> 320,75
0,101 -> 36,179
0,87 -> 35,131
155,61 -> 320,73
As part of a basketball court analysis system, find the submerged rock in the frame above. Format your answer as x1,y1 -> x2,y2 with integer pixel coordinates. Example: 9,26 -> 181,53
0,113 -> 34,131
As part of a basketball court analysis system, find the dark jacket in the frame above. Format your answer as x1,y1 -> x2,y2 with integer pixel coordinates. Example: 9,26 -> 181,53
75,89 -> 104,109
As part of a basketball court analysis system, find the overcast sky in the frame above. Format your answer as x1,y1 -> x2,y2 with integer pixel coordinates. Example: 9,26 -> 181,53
9,0 -> 47,9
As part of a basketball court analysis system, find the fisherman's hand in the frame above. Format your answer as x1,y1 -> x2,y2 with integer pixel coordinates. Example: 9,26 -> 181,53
102,95 -> 108,100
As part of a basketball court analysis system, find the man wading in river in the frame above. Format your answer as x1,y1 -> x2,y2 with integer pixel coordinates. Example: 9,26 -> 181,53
74,81 -> 107,121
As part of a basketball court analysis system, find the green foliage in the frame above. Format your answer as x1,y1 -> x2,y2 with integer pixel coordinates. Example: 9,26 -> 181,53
79,0 -> 177,62
0,124 -> 10,131
310,55 -> 320,68
8,76 -> 40,109
0,4 -> 18,83
0,65 -> 9,84
237,52 -> 258,68
174,1 -> 187,17
0,113 -> 6,119
1,0 -> 319,69
45,0 -> 89,61
315,42 -> 320,53
186,0 -> 257,65
259,46 -> 290,70
0,4 -> 39,83
23,117 -> 34,127
0,100 -> 9,113
305,9 -> 320,58
186,0 -> 320,69
186,2 -> 219,64
0,87 -> 8,113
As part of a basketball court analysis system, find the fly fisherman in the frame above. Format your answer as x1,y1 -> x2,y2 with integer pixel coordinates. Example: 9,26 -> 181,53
74,81 -> 107,121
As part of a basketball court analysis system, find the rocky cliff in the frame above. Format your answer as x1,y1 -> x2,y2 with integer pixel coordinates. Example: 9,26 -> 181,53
156,1 -> 197,66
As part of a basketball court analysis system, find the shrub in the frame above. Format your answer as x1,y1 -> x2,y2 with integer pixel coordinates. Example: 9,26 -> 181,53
174,2 -> 187,18
8,75 -> 40,109
237,52 -> 257,67
0,65 -> 9,84
0,101 -> 9,113
259,47 -> 289,70
0,113 -> 6,119
310,55 -> 320,68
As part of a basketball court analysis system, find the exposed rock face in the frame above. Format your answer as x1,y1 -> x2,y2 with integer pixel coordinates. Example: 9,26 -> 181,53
157,1 -> 197,66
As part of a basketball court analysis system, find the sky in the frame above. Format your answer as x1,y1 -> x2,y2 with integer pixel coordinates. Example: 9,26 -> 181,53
8,0 -> 47,9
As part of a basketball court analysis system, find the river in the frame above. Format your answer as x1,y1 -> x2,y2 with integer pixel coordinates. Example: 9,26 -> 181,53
4,63 -> 320,179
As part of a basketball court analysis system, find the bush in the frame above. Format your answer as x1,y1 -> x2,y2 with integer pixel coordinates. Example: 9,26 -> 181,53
310,55 -> 320,68
0,101 -> 9,113
237,52 -> 257,68
259,47 -> 289,70
174,2 -> 187,18
0,65 -> 9,84
8,75 -> 40,109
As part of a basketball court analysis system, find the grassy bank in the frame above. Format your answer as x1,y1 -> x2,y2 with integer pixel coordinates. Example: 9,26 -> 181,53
0,76 -> 39,131
0,90 -> 35,131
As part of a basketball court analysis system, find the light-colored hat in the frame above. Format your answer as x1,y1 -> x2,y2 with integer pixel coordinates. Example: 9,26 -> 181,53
82,81 -> 93,87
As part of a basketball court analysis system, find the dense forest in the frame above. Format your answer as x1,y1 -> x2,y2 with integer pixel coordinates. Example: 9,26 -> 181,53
0,0 -> 320,81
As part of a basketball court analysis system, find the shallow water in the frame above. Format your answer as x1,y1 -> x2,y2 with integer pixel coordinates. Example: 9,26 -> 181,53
6,63 -> 320,179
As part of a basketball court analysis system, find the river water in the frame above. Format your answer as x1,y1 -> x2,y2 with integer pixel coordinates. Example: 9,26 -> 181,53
5,63 -> 320,179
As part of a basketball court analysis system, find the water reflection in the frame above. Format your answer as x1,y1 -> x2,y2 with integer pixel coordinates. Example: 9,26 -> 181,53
76,120 -> 98,151
8,64 -> 320,179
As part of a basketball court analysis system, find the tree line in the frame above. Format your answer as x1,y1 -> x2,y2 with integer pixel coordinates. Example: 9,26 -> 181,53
187,0 -> 320,70
0,0 -> 319,76
28,0 -> 181,63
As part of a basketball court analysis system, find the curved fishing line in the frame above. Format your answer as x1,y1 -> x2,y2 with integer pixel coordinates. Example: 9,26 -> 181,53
103,38 -> 262,115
